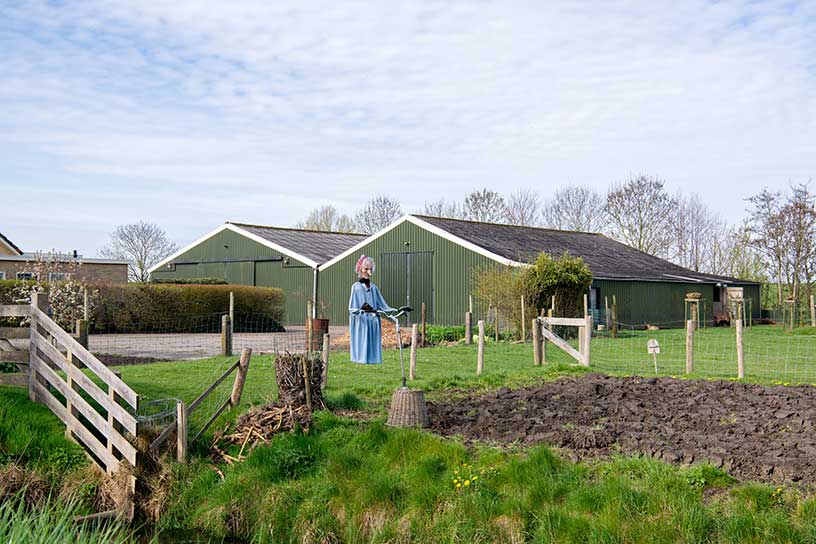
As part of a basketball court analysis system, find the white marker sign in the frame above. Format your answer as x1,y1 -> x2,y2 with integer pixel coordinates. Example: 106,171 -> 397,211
647,339 -> 660,354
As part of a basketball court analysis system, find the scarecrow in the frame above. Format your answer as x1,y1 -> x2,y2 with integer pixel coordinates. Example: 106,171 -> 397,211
348,255 -> 394,364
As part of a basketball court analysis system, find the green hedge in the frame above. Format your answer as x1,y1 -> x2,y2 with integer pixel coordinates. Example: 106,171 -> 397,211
93,284 -> 285,334
150,278 -> 228,285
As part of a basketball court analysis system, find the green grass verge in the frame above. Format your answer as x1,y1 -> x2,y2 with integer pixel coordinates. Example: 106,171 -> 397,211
156,412 -> 816,543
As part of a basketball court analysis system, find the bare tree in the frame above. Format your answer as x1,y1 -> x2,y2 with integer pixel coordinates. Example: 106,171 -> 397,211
605,175 -> 676,255
353,195 -> 403,234
541,186 -> 607,232
746,189 -> 788,306
296,205 -> 356,233
101,222 -> 178,282
504,189 -> 541,226
462,188 -> 506,223
670,194 -> 722,272
422,199 -> 463,219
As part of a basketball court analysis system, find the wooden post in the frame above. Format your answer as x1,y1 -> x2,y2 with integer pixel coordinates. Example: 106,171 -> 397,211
611,295 -> 618,338
736,318 -> 744,379
176,401 -> 187,463
75,319 -> 88,349
321,333 -> 330,390
583,314 -> 592,367
229,291 -> 235,336
221,315 -> 232,357
494,307 -> 499,343
421,302 -> 426,347
532,319 -> 541,365
29,292 -> 49,402
468,295 -> 473,314
810,295 -> 815,328
604,296 -> 610,330
83,288 -> 89,321
302,357 -> 312,411
306,300 -> 314,352
521,296 -> 526,342
476,320 -> 485,375
685,319 -> 695,374
583,294 -> 588,318
551,295 -> 556,316
545,308 -> 553,364
230,348 -> 252,408
409,324 -> 418,381
465,312 -> 473,344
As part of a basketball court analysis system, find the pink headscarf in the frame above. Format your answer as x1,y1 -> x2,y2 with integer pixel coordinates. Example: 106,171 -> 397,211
355,255 -> 375,276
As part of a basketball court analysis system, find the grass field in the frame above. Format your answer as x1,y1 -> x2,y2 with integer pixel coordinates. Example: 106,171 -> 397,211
5,324 -> 816,542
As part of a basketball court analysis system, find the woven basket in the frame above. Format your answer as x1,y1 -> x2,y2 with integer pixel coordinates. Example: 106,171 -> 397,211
386,388 -> 430,428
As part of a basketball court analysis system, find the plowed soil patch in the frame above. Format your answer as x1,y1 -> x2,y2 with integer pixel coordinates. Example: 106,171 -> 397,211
428,373 -> 816,484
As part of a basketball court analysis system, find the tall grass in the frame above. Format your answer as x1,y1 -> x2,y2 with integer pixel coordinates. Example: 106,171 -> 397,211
0,496 -> 138,544
156,412 -> 816,543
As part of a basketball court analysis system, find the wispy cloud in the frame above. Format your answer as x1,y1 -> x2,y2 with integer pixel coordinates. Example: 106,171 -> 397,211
1,1 -> 814,253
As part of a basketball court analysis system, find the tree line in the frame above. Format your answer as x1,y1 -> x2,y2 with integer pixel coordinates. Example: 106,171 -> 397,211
299,175 -> 815,307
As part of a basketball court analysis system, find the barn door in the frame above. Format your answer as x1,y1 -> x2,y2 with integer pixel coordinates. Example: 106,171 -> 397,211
378,252 -> 433,325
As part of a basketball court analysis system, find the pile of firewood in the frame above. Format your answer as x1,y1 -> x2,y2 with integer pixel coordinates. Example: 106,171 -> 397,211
212,404 -> 312,463
332,319 -> 413,350
275,352 -> 325,409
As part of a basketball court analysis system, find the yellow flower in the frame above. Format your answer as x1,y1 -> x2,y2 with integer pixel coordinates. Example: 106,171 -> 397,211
456,483 -> 462,488
464,480 -> 471,486
472,476 -> 478,480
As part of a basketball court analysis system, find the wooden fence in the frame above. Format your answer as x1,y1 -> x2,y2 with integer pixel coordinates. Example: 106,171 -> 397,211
3,294 -> 140,477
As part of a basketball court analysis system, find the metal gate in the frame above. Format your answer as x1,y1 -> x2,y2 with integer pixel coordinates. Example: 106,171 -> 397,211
378,252 -> 434,325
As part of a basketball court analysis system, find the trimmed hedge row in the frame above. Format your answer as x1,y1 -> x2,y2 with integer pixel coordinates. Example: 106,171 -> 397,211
0,280 -> 285,333
93,284 -> 285,333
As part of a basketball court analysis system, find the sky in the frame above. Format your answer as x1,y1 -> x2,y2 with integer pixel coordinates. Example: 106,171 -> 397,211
1,1 -> 814,257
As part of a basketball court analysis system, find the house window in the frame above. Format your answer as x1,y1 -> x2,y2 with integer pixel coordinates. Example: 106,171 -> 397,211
16,272 -> 33,280
0,272 -> 5,280
48,272 -> 68,281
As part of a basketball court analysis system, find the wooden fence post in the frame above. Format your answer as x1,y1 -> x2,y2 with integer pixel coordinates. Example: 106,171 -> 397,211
583,294 -> 588,319
532,319 -> 541,366
321,333 -> 330,390
229,291 -> 235,336
421,302 -> 426,347
306,300 -> 314,352
685,319 -> 695,374
221,315 -> 232,357
410,324 -> 418,381
29,292 -> 49,402
611,295 -> 618,338
810,295 -> 815,328
177,400 -> 187,463
465,312 -> 473,344
75,319 -> 88,349
230,348 -> 252,408
604,296 -> 610,330
476,320 -> 485,375
583,314 -> 592,367
302,357 -> 312,411
736,318 -> 744,379
545,308 -> 553,363
521,296 -> 526,342
494,307 -> 499,343
83,288 -> 89,321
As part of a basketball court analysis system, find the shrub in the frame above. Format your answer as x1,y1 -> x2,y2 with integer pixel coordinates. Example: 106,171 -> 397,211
473,252 -> 592,338
92,284 -> 285,333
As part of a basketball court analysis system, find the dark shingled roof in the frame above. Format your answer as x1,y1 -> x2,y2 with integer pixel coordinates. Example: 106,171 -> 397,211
229,223 -> 367,265
414,215 -> 758,285
0,231 -> 22,255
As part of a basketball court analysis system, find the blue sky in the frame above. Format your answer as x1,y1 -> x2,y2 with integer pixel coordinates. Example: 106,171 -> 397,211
1,1 -> 814,256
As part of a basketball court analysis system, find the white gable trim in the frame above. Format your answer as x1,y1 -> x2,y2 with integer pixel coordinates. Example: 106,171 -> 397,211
0,237 -> 21,256
318,215 -> 523,271
147,223 -> 319,275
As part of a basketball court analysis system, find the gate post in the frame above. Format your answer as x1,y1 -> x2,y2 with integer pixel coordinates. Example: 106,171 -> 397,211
583,314 -> 592,367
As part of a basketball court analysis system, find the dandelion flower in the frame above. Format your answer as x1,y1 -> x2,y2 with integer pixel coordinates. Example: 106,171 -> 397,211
464,480 -> 471,486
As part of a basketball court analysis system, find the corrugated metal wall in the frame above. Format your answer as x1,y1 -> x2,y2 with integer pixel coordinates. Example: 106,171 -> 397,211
318,221 -> 496,326
149,229 -> 313,326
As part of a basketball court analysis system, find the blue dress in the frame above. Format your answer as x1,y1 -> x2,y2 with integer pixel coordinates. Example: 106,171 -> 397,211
349,280 -> 394,364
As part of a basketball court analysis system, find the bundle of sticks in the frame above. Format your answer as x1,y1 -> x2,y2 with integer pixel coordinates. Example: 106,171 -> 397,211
212,404 -> 312,463
275,352 -> 325,409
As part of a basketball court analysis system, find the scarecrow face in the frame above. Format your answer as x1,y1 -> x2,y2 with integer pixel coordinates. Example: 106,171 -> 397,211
360,264 -> 373,278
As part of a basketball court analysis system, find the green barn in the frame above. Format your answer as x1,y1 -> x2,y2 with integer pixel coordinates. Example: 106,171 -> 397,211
150,216 -> 760,330
148,222 -> 366,326
317,215 -> 761,328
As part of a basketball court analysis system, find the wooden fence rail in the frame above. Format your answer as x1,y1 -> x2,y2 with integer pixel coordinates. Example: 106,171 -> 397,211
23,295 -> 140,478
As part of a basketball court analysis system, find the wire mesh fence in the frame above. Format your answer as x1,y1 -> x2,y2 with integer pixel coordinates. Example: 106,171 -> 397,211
88,312 -> 313,362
